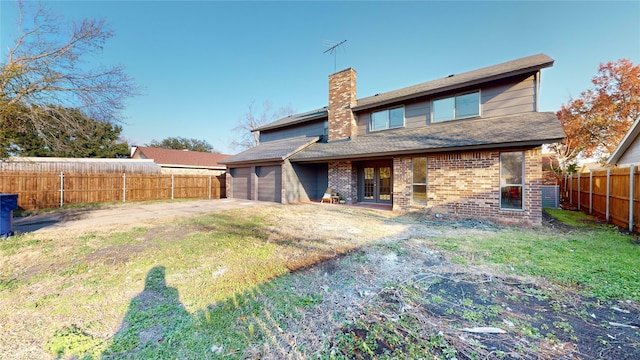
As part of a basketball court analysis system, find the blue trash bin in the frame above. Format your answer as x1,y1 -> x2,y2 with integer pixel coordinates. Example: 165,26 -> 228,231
0,194 -> 19,238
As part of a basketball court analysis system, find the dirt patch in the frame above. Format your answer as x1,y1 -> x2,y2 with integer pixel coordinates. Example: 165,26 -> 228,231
246,213 -> 640,360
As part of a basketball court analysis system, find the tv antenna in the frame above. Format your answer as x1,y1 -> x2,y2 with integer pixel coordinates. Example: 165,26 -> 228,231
323,40 -> 347,72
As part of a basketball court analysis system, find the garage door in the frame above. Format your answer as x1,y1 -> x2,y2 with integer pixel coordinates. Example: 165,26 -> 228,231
257,166 -> 281,203
232,167 -> 251,200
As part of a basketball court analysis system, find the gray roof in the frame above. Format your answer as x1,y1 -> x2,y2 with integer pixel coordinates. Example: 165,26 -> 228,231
353,53 -> 554,111
251,54 -> 554,132
290,112 -> 565,162
252,107 -> 328,132
219,136 -> 319,165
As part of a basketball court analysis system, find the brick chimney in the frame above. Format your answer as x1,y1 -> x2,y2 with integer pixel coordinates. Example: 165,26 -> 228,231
328,68 -> 357,141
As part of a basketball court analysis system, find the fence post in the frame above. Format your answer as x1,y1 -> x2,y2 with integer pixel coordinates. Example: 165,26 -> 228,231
630,165 -> 635,232
577,172 -> 581,210
589,170 -> 593,214
208,175 -> 212,199
171,174 -> 174,200
60,172 -> 64,208
606,169 -> 611,221
123,173 -> 126,202
569,174 -> 573,204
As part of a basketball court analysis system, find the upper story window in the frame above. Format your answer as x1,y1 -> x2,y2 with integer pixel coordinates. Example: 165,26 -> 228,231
371,107 -> 404,131
432,91 -> 480,122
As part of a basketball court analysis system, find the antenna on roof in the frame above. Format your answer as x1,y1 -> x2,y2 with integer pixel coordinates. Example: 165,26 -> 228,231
323,40 -> 347,73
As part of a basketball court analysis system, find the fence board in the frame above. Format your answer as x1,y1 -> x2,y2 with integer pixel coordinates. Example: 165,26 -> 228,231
563,167 -> 636,231
0,171 -> 226,210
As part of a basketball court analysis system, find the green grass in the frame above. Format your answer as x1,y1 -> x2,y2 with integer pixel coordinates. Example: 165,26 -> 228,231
3,205 -> 639,359
544,208 -> 603,228
429,209 -> 640,300
0,207 -> 366,359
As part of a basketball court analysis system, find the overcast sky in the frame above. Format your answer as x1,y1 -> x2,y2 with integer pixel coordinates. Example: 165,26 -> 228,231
2,1 -> 639,154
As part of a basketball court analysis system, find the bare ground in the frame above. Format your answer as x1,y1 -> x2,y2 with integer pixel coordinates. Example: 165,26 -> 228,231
3,201 -> 640,359
245,208 -> 640,359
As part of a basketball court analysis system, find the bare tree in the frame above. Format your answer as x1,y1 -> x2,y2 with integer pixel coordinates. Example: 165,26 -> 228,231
231,100 -> 295,150
0,1 -> 139,154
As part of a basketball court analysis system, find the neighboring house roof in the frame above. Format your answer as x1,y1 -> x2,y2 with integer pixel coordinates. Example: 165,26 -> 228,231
607,119 -> 640,165
580,162 -> 606,173
291,112 -> 564,162
253,107 -> 328,132
132,146 -> 230,169
257,54 -> 554,132
220,136 -> 320,165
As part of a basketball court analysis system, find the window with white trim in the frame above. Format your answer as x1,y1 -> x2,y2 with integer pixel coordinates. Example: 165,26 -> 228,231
432,91 -> 480,122
371,107 -> 404,131
412,157 -> 427,205
500,151 -> 524,210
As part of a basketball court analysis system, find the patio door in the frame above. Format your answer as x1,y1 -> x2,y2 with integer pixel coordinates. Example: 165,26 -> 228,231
360,161 -> 392,203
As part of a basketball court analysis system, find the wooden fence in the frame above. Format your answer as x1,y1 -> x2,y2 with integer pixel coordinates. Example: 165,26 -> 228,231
0,172 -> 226,210
562,166 -> 638,232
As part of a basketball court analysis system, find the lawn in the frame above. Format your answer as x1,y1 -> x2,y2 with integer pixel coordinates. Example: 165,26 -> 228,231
0,204 -> 638,359
0,204 -> 403,359
427,209 -> 639,301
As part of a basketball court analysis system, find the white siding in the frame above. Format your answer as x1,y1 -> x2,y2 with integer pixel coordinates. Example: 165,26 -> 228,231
618,138 -> 640,165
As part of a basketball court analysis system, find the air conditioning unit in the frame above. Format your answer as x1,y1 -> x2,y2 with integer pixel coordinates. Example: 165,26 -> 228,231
541,185 -> 560,209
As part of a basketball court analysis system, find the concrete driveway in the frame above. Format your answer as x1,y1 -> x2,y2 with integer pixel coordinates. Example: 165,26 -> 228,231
13,199 -> 274,234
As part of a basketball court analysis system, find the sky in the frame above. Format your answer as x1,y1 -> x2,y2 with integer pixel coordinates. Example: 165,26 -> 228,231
1,1 -> 639,155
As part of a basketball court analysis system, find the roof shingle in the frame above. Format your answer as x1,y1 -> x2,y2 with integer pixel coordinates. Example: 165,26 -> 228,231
290,112 -> 565,161
353,53 -> 554,111
219,136 -> 319,165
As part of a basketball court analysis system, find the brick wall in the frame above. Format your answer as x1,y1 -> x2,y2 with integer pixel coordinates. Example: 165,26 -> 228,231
328,68 -> 357,141
328,160 -> 355,203
393,147 -> 543,226
393,157 -> 412,211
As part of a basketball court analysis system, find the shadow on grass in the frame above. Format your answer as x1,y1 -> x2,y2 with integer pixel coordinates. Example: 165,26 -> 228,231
101,266 -> 189,359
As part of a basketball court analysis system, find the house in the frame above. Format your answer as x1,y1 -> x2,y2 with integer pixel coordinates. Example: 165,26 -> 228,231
607,119 -> 640,167
220,54 -> 566,226
131,146 -> 230,175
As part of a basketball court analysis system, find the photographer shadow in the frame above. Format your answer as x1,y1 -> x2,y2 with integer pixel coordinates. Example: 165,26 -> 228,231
102,266 -> 190,358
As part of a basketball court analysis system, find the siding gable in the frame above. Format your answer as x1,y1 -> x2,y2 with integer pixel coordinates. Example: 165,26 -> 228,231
482,75 -> 536,118
259,119 -> 326,143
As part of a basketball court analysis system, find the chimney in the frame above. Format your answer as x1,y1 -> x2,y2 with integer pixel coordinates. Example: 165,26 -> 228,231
328,68 -> 357,141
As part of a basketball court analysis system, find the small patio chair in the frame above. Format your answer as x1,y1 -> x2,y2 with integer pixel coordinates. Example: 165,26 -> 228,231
321,188 -> 333,203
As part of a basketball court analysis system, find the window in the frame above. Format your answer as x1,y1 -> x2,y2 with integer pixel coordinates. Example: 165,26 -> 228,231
432,91 -> 480,122
412,157 -> 427,205
371,107 -> 404,131
500,151 -> 524,210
